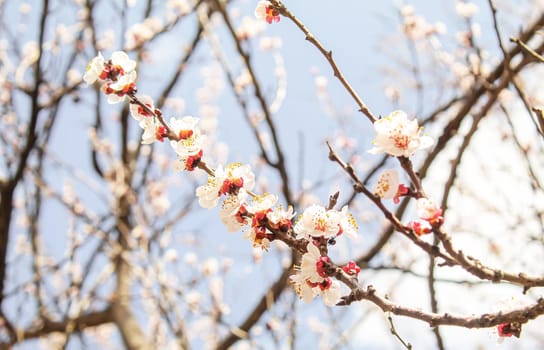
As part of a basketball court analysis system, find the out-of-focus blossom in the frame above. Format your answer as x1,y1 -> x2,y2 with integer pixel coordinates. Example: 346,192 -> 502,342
407,219 -> 432,236
236,16 -> 265,40
455,2 -> 478,18
83,52 -> 105,84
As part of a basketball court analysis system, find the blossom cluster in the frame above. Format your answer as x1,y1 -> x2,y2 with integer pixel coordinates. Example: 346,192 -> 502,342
407,197 -> 444,236
368,111 -> 443,236
84,51 -> 137,104
372,168 -> 443,236
85,51 -> 205,170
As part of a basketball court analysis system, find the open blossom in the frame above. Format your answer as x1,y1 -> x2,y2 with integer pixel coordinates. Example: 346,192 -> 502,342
196,163 -> 255,209
374,169 -> 398,199
416,197 -> 444,225
294,204 -> 341,239
102,71 -> 137,104
109,51 -> 136,75
220,191 -> 249,232
245,193 -> 278,249
83,51 -> 138,103
290,242 -> 342,306
300,243 -> 327,283
368,110 -> 433,157
175,150 -> 203,172
337,206 -> 358,238
267,205 -> 294,232
169,116 -> 205,158
139,118 -> 168,144
374,169 -> 409,204
255,0 -> 280,24
83,52 -> 105,84
129,95 -> 155,121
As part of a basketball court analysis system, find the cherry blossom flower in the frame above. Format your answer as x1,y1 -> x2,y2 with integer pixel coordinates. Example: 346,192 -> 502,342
289,273 -> 315,304
416,197 -> 444,225
318,280 -> 341,306
290,242 -> 342,306
174,149 -> 203,172
196,163 -> 255,209
368,110 -> 434,157
196,170 -> 224,209
139,118 -> 167,144
255,0 -> 280,24
374,169 -> 410,204
102,71 -> 137,104
125,22 -> 155,50
129,95 -> 155,121
108,51 -> 137,77
337,206 -> 358,238
294,204 -> 341,239
374,169 -> 399,199
83,52 -> 105,84
220,191 -> 249,232
290,271 -> 342,306
84,51 -> 138,103
299,243 -> 327,283
455,2 -> 478,18
244,194 -> 278,249
266,205 -> 294,232
217,163 -> 255,196
169,116 -> 205,158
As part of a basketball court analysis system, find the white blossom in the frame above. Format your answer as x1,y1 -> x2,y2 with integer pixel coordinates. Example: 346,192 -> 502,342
83,52 -> 104,84
129,95 -> 155,121
294,204 -> 341,239
368,110 -> 433,157
456,2 -> 478,18
169,116 -> 205,157
374,169 -> 399,199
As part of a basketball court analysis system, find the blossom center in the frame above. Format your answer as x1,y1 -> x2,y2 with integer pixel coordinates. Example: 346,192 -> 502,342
314,217 -> 327,232
219,177 -> 244,196
179,129 -> 193,139
390,133 -> 410,150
